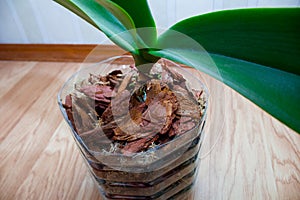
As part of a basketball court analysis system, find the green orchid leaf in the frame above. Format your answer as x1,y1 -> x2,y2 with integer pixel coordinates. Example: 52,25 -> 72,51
109,0 -> 157,47
94,0 -> 135,31
54,0 -> 138,53
150,49 -> 300,133
149,8 -> 300,133
160,8 -> 300,75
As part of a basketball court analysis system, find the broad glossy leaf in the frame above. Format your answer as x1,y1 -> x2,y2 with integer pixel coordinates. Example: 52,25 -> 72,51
95,0 -> 135,31
150,49 -> 300,133
54,0 -> 138,53
149,8 -> 300,133
162,8 -> 300,75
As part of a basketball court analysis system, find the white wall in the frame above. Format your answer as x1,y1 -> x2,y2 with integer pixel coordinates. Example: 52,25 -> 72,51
0,0 -> 299,44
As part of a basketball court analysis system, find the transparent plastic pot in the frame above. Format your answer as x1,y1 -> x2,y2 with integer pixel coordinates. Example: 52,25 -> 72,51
57,55 -> 209,200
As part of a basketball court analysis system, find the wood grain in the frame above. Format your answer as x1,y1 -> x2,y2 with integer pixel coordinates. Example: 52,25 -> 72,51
0,61 -> 299,200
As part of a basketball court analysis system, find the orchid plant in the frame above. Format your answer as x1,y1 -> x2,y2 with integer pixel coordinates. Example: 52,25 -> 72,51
54,0 -> 300,133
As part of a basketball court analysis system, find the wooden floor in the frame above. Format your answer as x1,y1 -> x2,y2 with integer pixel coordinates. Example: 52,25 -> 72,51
0,61 -> 299,200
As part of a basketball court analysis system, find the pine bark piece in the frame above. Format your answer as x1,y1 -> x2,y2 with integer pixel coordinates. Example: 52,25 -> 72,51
100,89 -> 131,132
63,94 -> 77,132
112,117 -> 157,142
111,89 -> 131,117
63,94 -> 72,109
171,119 -> 196,136
111,80 -> 179,142
161,60 -> 185,84
121,135 -> 159,155
80,85 -> 113,102
173,85 -> 201,119
72,96 -> 98,134
117,72 -> 133,93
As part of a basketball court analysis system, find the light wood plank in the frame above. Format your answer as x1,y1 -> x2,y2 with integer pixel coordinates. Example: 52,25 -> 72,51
195,72 -> 300,199
0,61 -> 36,98
14,122 -> 100,200
0,62 -> 82,199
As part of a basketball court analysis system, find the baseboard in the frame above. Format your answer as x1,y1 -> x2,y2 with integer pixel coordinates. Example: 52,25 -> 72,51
0,44 -> 126,62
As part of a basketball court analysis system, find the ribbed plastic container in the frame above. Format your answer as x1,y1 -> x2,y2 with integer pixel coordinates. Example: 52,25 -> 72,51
57,56 -> 208,200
